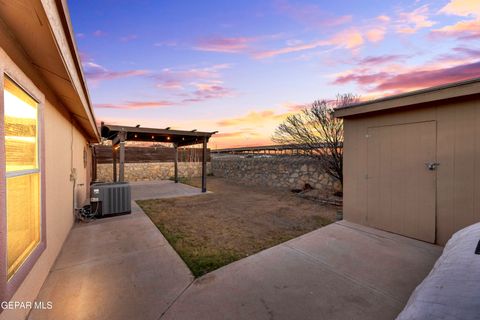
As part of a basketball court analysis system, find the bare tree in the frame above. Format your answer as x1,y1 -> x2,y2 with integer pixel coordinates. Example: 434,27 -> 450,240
272,94 -> 359,187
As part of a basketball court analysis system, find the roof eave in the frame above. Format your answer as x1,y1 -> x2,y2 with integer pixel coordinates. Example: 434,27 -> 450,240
54,0 -> 100,142
41,0 -> 100,142
335,77 -> 480,118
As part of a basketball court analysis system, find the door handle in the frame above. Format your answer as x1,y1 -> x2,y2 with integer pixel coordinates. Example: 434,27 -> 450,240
425,162 -> 440,171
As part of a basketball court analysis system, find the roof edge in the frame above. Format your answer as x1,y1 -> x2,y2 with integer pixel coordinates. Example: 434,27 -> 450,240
335,77 -> 480,118
42,0 -> 100,141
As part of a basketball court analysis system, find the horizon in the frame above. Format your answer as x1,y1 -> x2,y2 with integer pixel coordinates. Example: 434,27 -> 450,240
68,0 -> 480,148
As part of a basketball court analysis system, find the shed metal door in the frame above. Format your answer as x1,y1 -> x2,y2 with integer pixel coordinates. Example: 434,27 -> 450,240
367,121 -> 437,243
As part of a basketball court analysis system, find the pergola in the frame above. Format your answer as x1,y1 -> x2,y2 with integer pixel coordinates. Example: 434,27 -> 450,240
100,123 -> 216,192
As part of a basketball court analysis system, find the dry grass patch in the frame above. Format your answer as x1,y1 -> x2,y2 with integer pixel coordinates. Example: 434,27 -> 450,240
137,177 -> 337,277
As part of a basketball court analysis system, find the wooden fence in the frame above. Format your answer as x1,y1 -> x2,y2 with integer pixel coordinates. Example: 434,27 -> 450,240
94,145 -> 211,164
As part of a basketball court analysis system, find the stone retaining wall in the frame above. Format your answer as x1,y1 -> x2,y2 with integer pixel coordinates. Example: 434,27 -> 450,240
211,156 -> 341,193
97,162 -> 211,182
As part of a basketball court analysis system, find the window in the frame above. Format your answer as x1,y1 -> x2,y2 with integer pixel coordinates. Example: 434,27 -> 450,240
4,77 -> 41,280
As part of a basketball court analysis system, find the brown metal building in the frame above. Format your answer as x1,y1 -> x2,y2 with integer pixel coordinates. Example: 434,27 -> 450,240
335,78 -> 480,245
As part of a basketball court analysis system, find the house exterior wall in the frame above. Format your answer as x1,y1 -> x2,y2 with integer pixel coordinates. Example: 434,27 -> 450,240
343,96 -> 480,245
0,101 -> 90,320
0,22 -> 91,320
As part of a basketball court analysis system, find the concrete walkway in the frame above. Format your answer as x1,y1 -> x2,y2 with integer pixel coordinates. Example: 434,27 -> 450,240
162,221 -> 442,320
29,181 -> 201,320
129,180 -> 208,200
30,181 -> 442,320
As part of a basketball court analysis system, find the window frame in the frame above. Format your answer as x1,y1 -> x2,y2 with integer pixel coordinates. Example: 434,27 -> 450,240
0,71 -> 46,303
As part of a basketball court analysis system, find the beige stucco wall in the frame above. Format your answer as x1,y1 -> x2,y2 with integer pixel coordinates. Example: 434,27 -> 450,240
343,97 -> 480,245
0,102 -> 89,320
0,13 -> 92,320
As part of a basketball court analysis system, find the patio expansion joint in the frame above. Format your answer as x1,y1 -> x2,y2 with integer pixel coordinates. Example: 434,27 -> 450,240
281,243 -> 404,306
156,278 -> 195,320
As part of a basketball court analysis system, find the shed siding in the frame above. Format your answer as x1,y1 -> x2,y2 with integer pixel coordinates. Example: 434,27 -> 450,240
343,97 -> 480,245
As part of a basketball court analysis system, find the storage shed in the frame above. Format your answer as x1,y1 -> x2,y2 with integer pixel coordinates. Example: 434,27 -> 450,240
335,78 -> 480,245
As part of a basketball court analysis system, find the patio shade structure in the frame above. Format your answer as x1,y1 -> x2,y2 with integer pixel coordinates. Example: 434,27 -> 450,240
100,123 -> 216,192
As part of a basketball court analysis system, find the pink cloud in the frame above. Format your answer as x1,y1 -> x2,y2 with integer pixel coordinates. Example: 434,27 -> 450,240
358,54 -> 407,66
334,72 -> 391,86
365,28 -> 386,42
395,5 -> 435,34
430,19 -> 480,40
273,0 -> 352,28
95,100 -> 175,110
254,28 -> 364,59
194,37 -> 255,53
377,15 -> 391,23
182,83 -> 233,103
439,0 -> 480,18
435,47 -> 480,63
83,62 -> 148,82
282,102 -> 306,112
333,60 -> 480,94
120,34 -> 138,42
93,30 -> 107,37
452,47 -> 480,57
375,61 -> 480,91
433,0 -> 480,40
153,64 -> 231,90
156,80 -> 184,90
329,28 -> 364,49
253,39 -> 329,59
93,63 -> 234,107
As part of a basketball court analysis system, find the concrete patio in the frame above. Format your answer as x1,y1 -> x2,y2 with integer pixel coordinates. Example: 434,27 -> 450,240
29,181 -> 442,320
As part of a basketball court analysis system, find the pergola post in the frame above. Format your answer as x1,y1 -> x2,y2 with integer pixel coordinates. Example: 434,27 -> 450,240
119,132 -> 126,182
174,144 -> 178,183
112,144 -> 117,182
202,137 -> 207,193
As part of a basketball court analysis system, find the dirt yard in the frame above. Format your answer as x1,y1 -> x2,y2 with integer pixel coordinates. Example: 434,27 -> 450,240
137,177 -> 337,277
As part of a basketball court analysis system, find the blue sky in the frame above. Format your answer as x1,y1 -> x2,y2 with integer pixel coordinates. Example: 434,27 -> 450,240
69,0 -> 480,148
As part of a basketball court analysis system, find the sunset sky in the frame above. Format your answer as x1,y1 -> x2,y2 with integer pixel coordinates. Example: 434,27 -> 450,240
69,0 -> 480,148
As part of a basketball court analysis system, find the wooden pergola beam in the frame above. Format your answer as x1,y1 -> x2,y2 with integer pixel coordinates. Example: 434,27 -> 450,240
101,123 -> 216,147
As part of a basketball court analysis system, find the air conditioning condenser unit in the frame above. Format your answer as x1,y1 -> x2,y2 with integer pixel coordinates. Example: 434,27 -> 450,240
90,182 -> 131,217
